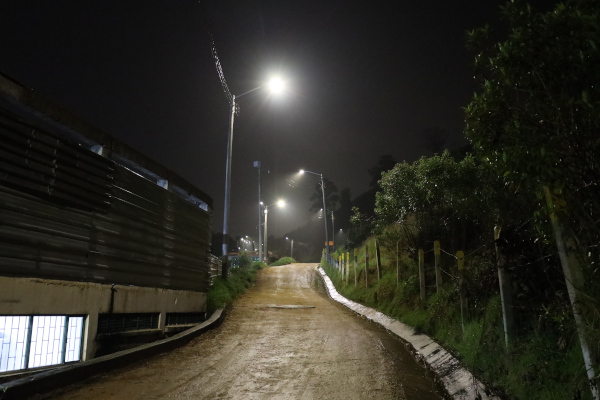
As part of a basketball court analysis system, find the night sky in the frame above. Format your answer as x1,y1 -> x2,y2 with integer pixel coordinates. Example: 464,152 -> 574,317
0,0 -> 556,241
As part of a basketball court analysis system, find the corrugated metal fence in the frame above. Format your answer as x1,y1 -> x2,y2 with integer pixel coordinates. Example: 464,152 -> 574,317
0,111 -> 212,292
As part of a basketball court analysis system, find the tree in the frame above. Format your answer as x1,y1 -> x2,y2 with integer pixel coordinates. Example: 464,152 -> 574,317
375,152 -> 499,250
465,1 -> 600,395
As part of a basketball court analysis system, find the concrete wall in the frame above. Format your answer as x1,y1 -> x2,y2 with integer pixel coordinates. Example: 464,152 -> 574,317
0,276 -> 206,360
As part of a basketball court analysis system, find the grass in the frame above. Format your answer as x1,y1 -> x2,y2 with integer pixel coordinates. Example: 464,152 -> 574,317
321,251 -> 592,400
269,257 -> 296,266
206,261 -> 265,314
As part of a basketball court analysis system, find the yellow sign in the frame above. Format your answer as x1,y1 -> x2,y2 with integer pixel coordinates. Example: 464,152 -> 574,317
434,240 -> 440,256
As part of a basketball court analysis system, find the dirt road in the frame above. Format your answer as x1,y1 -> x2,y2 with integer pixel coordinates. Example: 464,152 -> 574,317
41,264 -> 444,400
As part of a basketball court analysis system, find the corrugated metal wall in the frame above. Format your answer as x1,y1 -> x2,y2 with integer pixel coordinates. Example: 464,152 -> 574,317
0,111 -> 211,292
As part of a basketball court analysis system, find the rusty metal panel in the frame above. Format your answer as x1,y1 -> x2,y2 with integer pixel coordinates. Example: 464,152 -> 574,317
0,110 -> 212,292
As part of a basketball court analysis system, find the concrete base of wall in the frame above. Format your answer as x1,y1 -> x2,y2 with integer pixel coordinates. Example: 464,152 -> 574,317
316,266 -> 500,400
0,276 -> 207,360
0,309 -> 225,400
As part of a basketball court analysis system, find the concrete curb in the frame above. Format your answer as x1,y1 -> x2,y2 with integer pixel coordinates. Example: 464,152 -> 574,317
316,266 -> 500,400
0,309 -> 226,400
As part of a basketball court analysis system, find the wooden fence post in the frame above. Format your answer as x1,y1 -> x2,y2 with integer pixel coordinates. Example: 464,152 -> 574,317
434,240 -> 442,294
495,225 -> 514,347
354,249 -> 358,287
375,239 -> 381,281
365,243 -> 369,289
346,251 -> 350,283
396,241 -> 400,286
457,250 -> 467,332
418,249 -> 425,304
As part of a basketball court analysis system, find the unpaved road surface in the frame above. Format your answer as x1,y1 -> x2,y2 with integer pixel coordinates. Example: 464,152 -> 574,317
40,264 -> 444,400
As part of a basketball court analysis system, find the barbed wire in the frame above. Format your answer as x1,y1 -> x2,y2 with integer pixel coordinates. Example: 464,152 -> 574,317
440,248 -> 457,259
210,34 -> 232,104
466,242 -> 491,257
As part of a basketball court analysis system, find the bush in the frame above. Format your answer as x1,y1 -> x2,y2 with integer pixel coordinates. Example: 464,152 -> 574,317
206,261 -> 265,314
270,257 -> 296,266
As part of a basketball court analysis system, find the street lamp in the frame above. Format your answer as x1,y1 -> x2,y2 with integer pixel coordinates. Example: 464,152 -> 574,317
299,169 -> 329,256
262,200 -> 285,265
253,161 -> 262,264
221,78 -> 286,260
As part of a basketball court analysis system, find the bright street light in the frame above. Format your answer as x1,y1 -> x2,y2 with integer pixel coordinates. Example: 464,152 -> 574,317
268,77 -> 285,94
221,79 -> 285,262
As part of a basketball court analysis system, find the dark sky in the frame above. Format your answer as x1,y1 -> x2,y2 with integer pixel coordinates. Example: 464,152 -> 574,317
0,0 -> 555,240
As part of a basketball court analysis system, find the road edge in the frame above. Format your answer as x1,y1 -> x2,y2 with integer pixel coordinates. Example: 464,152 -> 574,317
0,308 -> 226,400
316,265 -> 500,400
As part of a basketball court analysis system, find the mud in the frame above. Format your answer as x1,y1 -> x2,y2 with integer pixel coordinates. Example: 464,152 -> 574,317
36,264 -> 444,400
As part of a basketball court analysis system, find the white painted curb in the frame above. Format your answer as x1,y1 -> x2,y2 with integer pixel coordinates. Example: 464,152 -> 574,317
316,265 -> 500,400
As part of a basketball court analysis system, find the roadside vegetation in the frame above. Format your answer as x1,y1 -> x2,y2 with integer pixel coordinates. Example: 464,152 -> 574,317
324,2 -> 600,399
270,257 -> 297,266
207,256 -> 266,314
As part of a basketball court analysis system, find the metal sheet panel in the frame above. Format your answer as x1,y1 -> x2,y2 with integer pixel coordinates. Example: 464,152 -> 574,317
0,111 -> 211,292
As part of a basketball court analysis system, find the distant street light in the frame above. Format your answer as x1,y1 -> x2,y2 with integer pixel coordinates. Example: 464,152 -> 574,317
299,169 -> 329,256
263,200 -> 285,265
221,78 -> 286,259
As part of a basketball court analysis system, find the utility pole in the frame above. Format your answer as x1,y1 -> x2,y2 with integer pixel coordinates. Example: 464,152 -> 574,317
331,211 -> 335,252
253,161 -> 262,263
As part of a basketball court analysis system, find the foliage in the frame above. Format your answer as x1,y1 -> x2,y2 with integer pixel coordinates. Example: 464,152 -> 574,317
375,152 -> 500,251
465,0 -> 600,251
207,261 -> 264,314
321,232 -> 592,399
465,0 -> 600,390
270,257 -> 296,266
346,206 -> 375,249
239,252 -> 251,270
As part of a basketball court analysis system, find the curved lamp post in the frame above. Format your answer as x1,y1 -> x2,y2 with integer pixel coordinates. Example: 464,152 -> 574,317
299,169 -> 329,256
221,78 -> 285,259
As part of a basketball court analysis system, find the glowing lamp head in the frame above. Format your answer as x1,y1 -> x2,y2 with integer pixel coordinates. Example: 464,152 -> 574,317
277,200 -> 286,208
299,169 -> 305,174
268,77 -> 285,94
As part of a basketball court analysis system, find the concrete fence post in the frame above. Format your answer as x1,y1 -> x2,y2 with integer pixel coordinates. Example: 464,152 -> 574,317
495,225 -> 515,347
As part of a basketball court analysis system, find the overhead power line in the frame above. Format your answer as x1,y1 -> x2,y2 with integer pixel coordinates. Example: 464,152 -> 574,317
210,34 -> 232,104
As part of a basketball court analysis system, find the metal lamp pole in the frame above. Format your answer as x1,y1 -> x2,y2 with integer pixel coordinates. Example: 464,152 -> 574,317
299,170 -> 329,257
263,205 -> 269,264
254,161 -> 262,263
221,85 -> 269,261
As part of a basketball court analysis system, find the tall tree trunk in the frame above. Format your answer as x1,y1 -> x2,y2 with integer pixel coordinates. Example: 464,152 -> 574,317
544,186 -> 598,399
